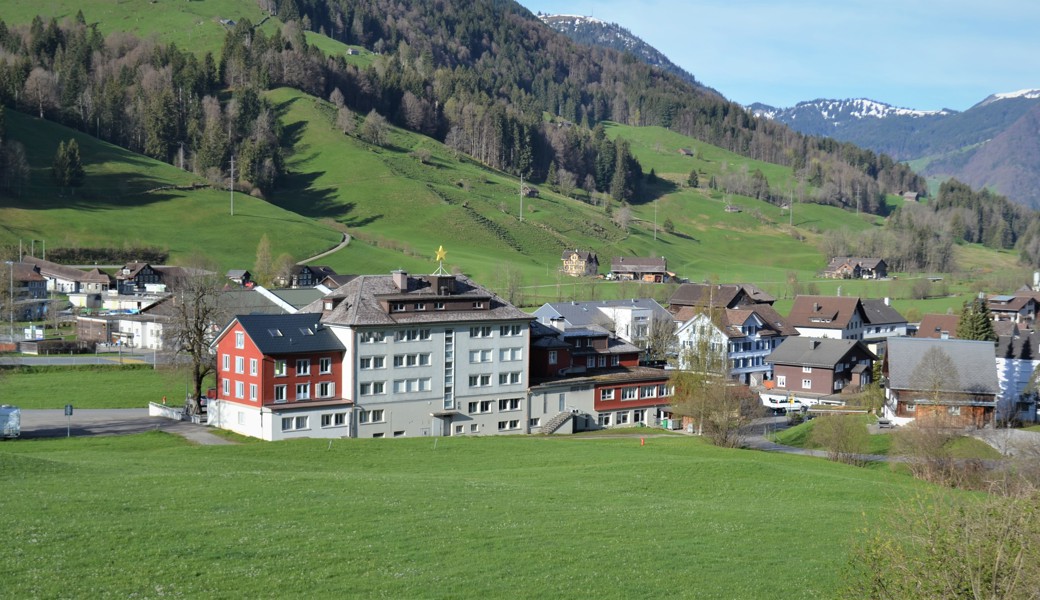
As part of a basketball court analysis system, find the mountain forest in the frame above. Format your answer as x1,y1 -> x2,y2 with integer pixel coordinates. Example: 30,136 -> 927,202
0,0 -> 1038,273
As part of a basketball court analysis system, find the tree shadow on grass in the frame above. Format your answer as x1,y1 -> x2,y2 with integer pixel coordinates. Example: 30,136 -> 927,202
270,169 -> 383,227
630,178 -> 680,206
10,171 -> 185,211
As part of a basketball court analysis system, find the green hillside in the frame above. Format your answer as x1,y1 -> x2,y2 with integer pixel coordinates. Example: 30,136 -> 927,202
0,110 -> 341,267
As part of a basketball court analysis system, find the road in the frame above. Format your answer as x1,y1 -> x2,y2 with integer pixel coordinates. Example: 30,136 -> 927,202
0,348 -> 164,367
15,409 -> 234,445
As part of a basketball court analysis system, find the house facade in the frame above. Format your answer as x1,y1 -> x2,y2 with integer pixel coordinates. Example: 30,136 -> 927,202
667,282 -> 775,315
987,294 -> 1036,326
822,257 -> 887,279
761,337 -> 875,406
209,313 -> 349,441
883,337 -> 998,428
609,256 -> 668,283
532,298 -> 672,348
116,262 -> 165,294
860,298 -> 908,353
560,249 -> 599,277
675,305 -> 797,385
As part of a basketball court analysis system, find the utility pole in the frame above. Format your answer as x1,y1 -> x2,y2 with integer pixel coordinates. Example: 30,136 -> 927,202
230,154 -> 235,217
654,199 -> 658,241
519,173 -> 524,223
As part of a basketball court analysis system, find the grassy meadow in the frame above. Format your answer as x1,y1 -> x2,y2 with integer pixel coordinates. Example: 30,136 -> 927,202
0,366 -> 205,409
0,431 -> 935,598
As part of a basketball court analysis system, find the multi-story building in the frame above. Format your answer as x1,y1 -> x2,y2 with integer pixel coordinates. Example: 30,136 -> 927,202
787,295 -> 867,340
761,337 -> 874,407
674,305 -> 797,385
560,249 -> 599,277
532,298 -> 673,348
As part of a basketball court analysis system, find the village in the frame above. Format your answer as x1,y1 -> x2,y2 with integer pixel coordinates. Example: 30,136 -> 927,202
2,249 -> 1034,442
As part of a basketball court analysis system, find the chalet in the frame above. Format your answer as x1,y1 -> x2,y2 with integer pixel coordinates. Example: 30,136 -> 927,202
531,298 -> 672,348
8,262 -> 48,321
822,257 -> 887,280
115,262 -> 164,294
675,304 -> 798,385
610,256 -> 668,283
987,294 -> 1035,326
902,191 -> 919,202
560,249 -> 599,278
226,269 -> 251,286
916,314 -> 960,339
761,337 -> 875,406
678,148 -> 693,156
787,295 -> 867,340
884,337 -> 998,428
275,265 -> 338,289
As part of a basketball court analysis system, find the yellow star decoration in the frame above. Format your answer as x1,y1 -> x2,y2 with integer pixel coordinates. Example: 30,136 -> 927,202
435,245 -> 447,262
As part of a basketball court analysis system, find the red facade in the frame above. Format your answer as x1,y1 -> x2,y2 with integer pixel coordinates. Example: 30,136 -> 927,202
594,379 -> 672,412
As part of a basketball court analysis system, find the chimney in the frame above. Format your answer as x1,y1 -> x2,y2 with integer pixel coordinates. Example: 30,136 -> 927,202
813,302 -> 820,312
392,270 -> 408,291
810,339 -> 819,349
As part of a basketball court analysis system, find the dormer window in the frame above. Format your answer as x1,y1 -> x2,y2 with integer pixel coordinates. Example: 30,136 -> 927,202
414,303 -> 426,311
473,301 -> 485,309
391,302 -> 406,312
435,302 -> 445,310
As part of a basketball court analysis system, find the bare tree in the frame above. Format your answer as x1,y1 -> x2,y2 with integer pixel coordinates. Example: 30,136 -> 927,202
336,106 -> 357,136
164,255 -> 227,415
329,87 -> 345,108
361,109 -> 389,146
557,168 -> 577,198
643,316 -> 676,363
23,67 -> 59,119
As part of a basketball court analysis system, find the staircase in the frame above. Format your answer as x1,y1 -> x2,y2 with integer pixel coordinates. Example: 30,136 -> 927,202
542,411 -> 574,435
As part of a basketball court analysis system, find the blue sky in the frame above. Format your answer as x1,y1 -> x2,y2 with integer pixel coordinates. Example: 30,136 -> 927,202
520,0 -> 1040,111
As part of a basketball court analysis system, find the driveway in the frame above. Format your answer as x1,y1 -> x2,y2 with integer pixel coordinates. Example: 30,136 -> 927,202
16,409 -> 235,445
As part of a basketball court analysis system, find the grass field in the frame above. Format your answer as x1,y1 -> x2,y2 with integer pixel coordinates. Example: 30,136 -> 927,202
0,431 -> 934,598
0,366 -> 208,409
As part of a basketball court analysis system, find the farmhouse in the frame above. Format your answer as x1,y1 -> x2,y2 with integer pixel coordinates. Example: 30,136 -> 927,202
560,249 -> 599,277
609,256 -> 668,282
667,282 -> 775,314
822,257 -> 887,279
883,337 -> 998,428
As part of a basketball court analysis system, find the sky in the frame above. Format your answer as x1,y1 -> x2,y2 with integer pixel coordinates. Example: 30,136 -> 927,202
520,0 -> 1040,111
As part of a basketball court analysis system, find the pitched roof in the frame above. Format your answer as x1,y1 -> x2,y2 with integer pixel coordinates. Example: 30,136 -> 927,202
788,295 -> 864,330
234,313 -> 345,355
12,262 -> 45,282
533,298 -> 671,327
766,337 -> 872,368
827,257 -> 885,270
21,256 -> 89,282
668,283 -> 774,309
561,249 -> 597,261
301,273 -> 530,327
996,332 -> 1040,360
916,314 -> 960,339
81,267 -> 114,285
886,337 -> 998,396
860,298 -> 907,326
610,256 -> 667,272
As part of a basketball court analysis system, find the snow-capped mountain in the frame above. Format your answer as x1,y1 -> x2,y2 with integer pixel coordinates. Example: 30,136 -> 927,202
538,13 -> 719,97
750,98 -> 953,131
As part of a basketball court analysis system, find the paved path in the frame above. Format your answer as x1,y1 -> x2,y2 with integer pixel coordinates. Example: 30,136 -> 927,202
17,409 -> 235,445
971,428 -> 1040,457
298,232 -> 350,264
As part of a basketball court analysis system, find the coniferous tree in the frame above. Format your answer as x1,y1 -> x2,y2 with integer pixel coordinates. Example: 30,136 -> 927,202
956,297 -> 996,342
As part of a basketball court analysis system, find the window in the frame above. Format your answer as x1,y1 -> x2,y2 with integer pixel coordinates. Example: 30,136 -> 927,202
640,385 -> 657,398
235,356 -> 244,374
222,377 -> 230,396
776,375 -> 787,388
529,418 -> 541,428
359,409 -> 385,423
948,406 -> 961,416
393,378 -> 432,393
479,400 -> 493,413
500,347 -> 522,362
470,424 -> 478,433
235,331 -> 244,349
616,411 -> 630,425
360,382 -> 385,396
621,387 -> 637,400
469,326 -> 492,338
372,433 -> 384,438
633,409 -> 646,424
321,414 -> 332,427
391,302 -> 405,312
468,401 -> 478,413
360,331 -> 385,343
296,416 -> 308,430
454,424 -> 464,435
611,355 -> 620,366
296,383 -> 310,400
249,384 -> 257,401
395,329 -> 431,342
600,389 -> 615,401
435,302 -> 445,310
250,358 -> 258,376
414,303 -> 426,311
802,366 -> 812,373
281,416 -> 309,431
235,381 -> 244,399
598,356 -> 607,368
499,372 -> 522,385
598,413 -> 612,427
319,357 -> 332,374
274,360 -> 287,377
296,359 -> 310,376
317,382 -> 335,398
907,403 -> 917,413
548,351 -> 558,365
500,324 -> 522,337
498,398 -> 521,412
802,379 -> 812,389
586,357 -> 595,368
274,385 -> 287,403
472,302 -> 485,309
334,412 -> 346,426
469,349 -> 493,363
393,431 -> 406,437
497,420 -> 520,431
321,412 -> 347,428
222,354 -> 230,371
658,384 -> 671,397
468,374 -> 491,387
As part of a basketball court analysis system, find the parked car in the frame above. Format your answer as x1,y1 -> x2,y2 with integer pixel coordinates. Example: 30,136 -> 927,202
1,405 -> 21,439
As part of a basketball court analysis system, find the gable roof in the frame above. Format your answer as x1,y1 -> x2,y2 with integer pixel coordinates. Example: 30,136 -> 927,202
788,295 -> 864,330
561,249 -> 597,261
826,257 -> 885,270
533,299 -> 671,328
996,332 -> 1040,360
860,298 -> 907,326
233,313 -> 345,355
610,256 -> 667,272
668,283 -> 774,309
21,256 -> 90,282
917,314 -> 960,339
766,337 -> 873,368
886,337 -> 998,396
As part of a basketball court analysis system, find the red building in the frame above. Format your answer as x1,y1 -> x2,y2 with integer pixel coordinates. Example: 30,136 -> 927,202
210,313 -> 349,440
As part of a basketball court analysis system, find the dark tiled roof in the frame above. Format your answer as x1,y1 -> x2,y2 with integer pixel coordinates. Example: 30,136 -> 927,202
610,256 -> 667,272
560,249 -> 597,261
788,295 -> 864,329
996,333 -> 1040,360
534,298 -> 671,327
766,337 -> 872,368
668,283 -> 774,308
860,298 -> 907,326
886,337 -> 998,396
21,256 -> 89,282
235,313 -> 345,355
302,273 -> 530,326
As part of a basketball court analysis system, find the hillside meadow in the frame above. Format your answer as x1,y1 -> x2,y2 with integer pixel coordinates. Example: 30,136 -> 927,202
0,431 -> 933,598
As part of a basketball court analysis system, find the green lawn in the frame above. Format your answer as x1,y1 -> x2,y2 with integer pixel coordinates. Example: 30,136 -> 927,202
0,366 -> 206,409
0,431 -> 932,598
